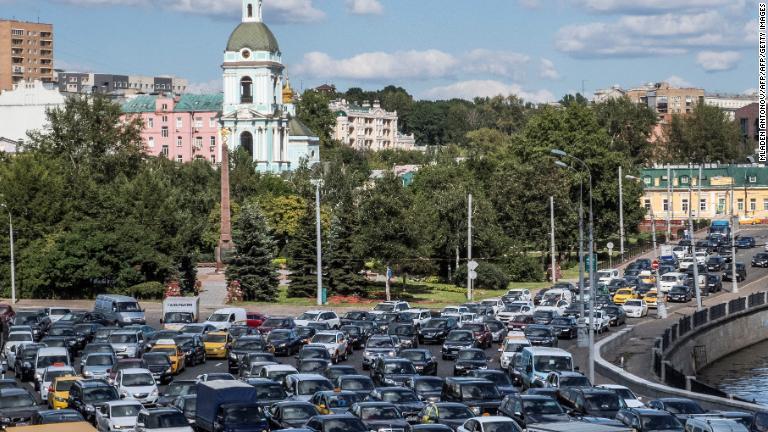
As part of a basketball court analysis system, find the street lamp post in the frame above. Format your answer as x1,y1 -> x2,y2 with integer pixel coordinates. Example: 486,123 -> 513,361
552,149 -> 595,382
619,166 -> 625,263
0,203 -> 15,304
310,180 -> 324,306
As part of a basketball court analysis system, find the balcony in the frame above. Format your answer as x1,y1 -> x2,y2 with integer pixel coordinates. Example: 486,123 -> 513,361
40,50 -> 52,57
11,39 -> 22,46
12,66 -> 24,74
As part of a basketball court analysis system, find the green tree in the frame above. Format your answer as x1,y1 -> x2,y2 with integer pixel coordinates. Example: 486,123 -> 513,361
285,202 -> 325,298
663,103 -> 744,163
296,89 -> 336,149
258,195 -> 307,253
594,97 -> 658,165
225,202 -> 279,302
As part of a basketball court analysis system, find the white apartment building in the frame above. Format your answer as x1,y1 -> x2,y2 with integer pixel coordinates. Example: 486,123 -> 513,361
330,99 -> 417,151
0,79 -> 65,151
704,94 -> 758,120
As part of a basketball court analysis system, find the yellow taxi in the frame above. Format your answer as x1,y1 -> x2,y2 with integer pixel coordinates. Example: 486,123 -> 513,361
151,339 -> 186,374
612,288 -> 639,305
48,375 -> 81,409
643,290 -> 659,308
202,331 -> 232,359
639,273 -> 656,285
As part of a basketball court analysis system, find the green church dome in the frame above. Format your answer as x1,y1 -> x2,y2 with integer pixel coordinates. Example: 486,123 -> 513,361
226,22 -> 280,53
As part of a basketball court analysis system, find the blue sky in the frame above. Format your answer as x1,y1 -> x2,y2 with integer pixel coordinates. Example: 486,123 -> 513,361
2,0 -> 759,102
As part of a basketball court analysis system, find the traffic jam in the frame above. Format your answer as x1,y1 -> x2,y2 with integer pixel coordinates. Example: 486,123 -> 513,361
1,258 -> 767,432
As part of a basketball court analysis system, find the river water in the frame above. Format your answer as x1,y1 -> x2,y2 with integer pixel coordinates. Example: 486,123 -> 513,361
698,339 -> 768,405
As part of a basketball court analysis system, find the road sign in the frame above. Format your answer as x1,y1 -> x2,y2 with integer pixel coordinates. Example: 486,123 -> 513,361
468,260 -> 479,271
652,261 -> 659,270
585,255 -> 597,271
606,242 -> 614,250
469,270 -> 478,280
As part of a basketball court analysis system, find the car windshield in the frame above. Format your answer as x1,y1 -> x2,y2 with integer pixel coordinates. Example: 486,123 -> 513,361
298,312 -> 322,321
328,393 -> 361,408
298,380 -> 332,395
112,404 -> 142,417
374,304 -> 395,312
123,373 -> 154,386
164,312 -> 193,323
0,392 -> 35,408
504,342 -> 528,352
415,379 -> 442,392
611,388 -> 636,400
86,355 -> 114,366
283,405 -> 318,419
44,369 -> 73,382
180,325 -> 205,334
361,406 -> 400,420
661,275 -> 678,282
269,331 -> 293,341
203,334 -> 227,343
625,301 -> 642,307
367,338 -> 394,348
478,373 -> 511,386
642,414 -> 682,429
664,401 -> 705,414
255,384 -> 286,399
223,406 -> 265,424
117,302 -> 140,312
8,333 -> 32,341
144,354 -> 171,366
401,351 -> 428,362
234,339 -> 264,349
585,394 -> 620,410
534,356 -> 572,372
457,351 -> 485,361
561,376 -> 591,387
378,389 -> 417,403
447,332 -> 473,342
524,399 -> 564,415
392,326 -> 414,335
301,348 -> 328,359
384,361 -> 416,374
483,422 -> 519,432
461,383 -> 500,400
109,334 -> 137,344
511,315 -> 530,323
670,287 -> 687,294
525,328 -> 551,338
207,314 -> 229,322
38,355 -> 69,368
344,312 -> 368,320
262,318 -> 289,327
55,379 -> 77,391
550,318 -> 572,326
341,378 -> 374,390
424,320 -> 447,329
313,334 -> 338,344
83,386 -> 118,402
434,405 -> 470,419
147,412 -> 189,428
321,418 -> 367,431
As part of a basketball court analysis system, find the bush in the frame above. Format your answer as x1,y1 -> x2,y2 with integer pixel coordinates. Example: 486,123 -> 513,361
505,255 -> 544,282
117,282 -> 165,300
453,263 -> 510,290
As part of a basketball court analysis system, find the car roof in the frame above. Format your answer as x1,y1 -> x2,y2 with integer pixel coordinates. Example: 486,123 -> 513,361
105,399 -> 143,407
476,416 -> 515,423
523,347 -> 571,355
0,387 -> 32,396
119,368 -> 153,375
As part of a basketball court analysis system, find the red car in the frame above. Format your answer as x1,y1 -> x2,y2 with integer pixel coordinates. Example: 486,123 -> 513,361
245,312 -> 267,328
0,303 -> 15,326
508,314 -> 535,331
462,323 -> 493,348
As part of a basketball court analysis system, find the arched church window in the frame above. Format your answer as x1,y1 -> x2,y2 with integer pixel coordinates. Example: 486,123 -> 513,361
241,77 -> 253,103
247,3 -> 253,18
240,132 -> 253,158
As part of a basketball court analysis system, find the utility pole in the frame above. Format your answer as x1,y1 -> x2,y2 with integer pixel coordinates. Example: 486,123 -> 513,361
619,166 -> 625,262
312,180 -> 324,306
666,166 -> 672,243
730,166 -> 738,293
689,184 -> 702,311
467,194 -> 473,301
697,164 -> 702,221
0,204 -> 14,304
577,183 -> 586,347
550,196 -> 557,283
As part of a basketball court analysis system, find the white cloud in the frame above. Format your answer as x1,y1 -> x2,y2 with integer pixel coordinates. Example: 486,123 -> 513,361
51,0 -> 326,23
422,80 -> 555,104
665,75 -> 694,87
187,79 -> 223,94
345,0 -> 383,15
696,50 -> 742,71
539,58 -> 560,80
54,59 -> 95,72
295,49 -> 534,81
575,0 -> 735,14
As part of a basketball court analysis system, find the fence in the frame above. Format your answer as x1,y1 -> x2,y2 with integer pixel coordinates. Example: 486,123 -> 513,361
709,303 -> 727,321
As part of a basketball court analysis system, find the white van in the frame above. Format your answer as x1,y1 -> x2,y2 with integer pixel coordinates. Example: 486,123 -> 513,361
34,347 -> 71,386
514,346 -> 574,389
596,269 -> 620,284
203,307 -> 247,330
660,272 -> 688,293
541,289 -> 573,305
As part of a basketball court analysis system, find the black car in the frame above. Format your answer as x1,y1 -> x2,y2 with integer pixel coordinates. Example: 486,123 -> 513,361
244,378 -> 290,409
340,311 -> 375,326
441,330 -> 476,360
75,312 -> 113,327
441,378 -> 502,416
532,310 -> 557,325
466,370 -> 515,396
737,236 -> 756,249
268,401 -> 320,429
0,388 -> 44,428
615,408 -> 683,431
420,318 -> 458,344
335,375 -> 375,399
498,394 -> 570,428
558,387 -> 623,419
523,325 -> 558,347
600,305 -> 627,327
667,285 -> 692,302
371,357 -> 418,386
14,343 -> 46,381
646,397 -> 707,422
366,387 -> 425,422
418,402 -> 474,430
259,317 -> 296,335
753,253 -> 768,268
723,262 -> 747,282
549,317 -> 578,339
157,379 -> 196,406
452,349 -> 488,376
267,329 -> 304,356
350,402 -> 409,431
229,324 -> 259,339
606,279 -> 630,295
228,335 -> 270,373
174,334 -> 206,366
413,424 -> 453,432
298,359 -> 331,374
373,313 -> 402,334
324,365 -> 358,382
389,324 -> 420,349
67,379 -> 120,422
706,274 -> 723,294
73,323 -> 103,345
142,352 -> 174,384
340,325 -> 365,350
406,376 -> 444,402
304,414 -> 369,432
707,256 -> 726,272
296,326 -> 317,344
399,349 -> 438,376
31,409 -> 84,424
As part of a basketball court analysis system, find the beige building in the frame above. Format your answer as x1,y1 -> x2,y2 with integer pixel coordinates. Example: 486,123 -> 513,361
330,99 -> 417,151
704,94 -> 758,120
0,20 -> 53,92
626,82 -> 704,123
592,85 -> 625,103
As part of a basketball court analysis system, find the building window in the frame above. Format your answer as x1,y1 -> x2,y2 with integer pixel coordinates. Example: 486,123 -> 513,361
161,145 -> 169,157
161,127 -> 169,138
663,199 -> 669,212
240,77 -> 253,103
644,199 -> 651,210
750,198 -> 757,211
738,199 -> 744,211
147,117 -> 154,128
195,137 -> 202,147
11,29 -> 24,36
642,176 -> 652,186
247,3 -> 253,17
176,117 -> 182,129
749,176 -> 757,183
700,199 -> 707,212
176,155 -> 183,163
763,198 -> 768,210
177,136 -> 183,147
161,103 -> 168,111
210,136 -> 216,147
681,198 -> 689,213
210,117 -> 216,128
162,115 -> 168,123
195,117 -> 202,128
147,137 -> 155,148
211,154 -> 216,164
680,176 -> 689,185
718,198 -> 726,214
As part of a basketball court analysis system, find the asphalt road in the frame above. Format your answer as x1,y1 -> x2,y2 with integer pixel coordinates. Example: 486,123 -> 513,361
8,227 -> 768,403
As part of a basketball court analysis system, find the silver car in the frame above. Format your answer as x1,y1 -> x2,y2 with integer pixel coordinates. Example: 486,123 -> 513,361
109,330 -> 145,359
95,400 -> 143,432
82,353 -> 117,379
3,331 -> 33,370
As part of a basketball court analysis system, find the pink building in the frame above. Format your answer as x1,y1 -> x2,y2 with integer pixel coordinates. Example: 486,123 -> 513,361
122,94 -> 223,163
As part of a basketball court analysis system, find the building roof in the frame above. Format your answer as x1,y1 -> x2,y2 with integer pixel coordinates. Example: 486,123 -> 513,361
289,117 -> 315,137
640,165 -> 768,189
121,94 -> 223,113
226,22 -> 280,53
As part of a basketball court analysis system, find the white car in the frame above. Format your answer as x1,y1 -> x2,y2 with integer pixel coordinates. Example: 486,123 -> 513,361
506,289 -> 532,302
45,307 -> 72,323
401,309 -> 432,327
694,251 -> 708,265
578,310 -> 609,334
2,330 -> 33,370
39,365 -> 76,401
457,416 -> 520,432
441,306 -> 469,317
371,301 -> 411,315
679,257 -> 696,271
458,313 -> 482,326
497,302 -> 534,323
597,269 -> 620,284
479,298 -> 504,315
498,337 -> 531,370
622,299 -> 648,318
116,368 -> 159,405
310,331 -> 349,363
258,364 -> 298,385
672,246 -> 687,260
535,299 -> 570,315
659,272 -> 687,293
294,310 -> 340,328
96,400 -> 143,432
598,384 -> 645,408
